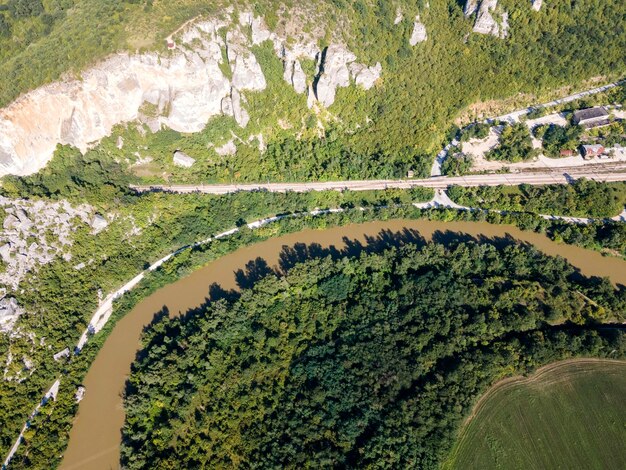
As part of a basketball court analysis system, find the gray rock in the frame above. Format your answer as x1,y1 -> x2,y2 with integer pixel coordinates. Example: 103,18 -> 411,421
290,60 -> 308,94
173,151 -> 196,168
473,0 -> 501,37
221,96 -> 234,116
464,0 -> 479,16
91,214 -> 108,233
314,45 -> 356,108
0,297 -> 24,333
239,12 -> 272,45
394,7 -> 403,25
75,386 -> 86,403
3,214 -> 18,231
409,16 -> 428,45
230,49 -> 267,91
0,243 -> 11,262
349,62 -> 382,90
231,88 -> 250,128
307,83 -> 316,109
53,348 -> 70,361
531,0 -> 543,12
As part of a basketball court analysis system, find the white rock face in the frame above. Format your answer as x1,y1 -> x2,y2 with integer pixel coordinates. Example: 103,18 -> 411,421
284,59 -> 308,94
227,30 -> 267,91
409,16 -> 428,45
314,45 -> 356,108
90,214 -> 109,234
0,197 -> 94,289
394,7 -> 403,25
349,62 -> 382,90
173,150 -> 196,168
281,41 -> 319,95
0,12 -> 382,175
307,83 -> 316,109
0,296 -> 24,333
464,0 -> 480,16
231,88 -> 250,128
532,0 -> 543,12
473,0 -> 507,38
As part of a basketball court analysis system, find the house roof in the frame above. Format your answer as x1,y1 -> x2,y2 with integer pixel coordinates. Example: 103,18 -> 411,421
582,144 -> 604,152
573,107 -> 609,122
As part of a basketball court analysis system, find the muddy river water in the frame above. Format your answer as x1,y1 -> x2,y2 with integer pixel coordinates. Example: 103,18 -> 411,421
59,219 -> 626,470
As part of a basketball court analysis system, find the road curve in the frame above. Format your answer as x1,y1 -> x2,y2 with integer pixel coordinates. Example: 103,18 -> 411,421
131,166 -> 626,195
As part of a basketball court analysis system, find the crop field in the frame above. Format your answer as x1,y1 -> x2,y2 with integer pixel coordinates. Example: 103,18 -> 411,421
445,359 -> 626,470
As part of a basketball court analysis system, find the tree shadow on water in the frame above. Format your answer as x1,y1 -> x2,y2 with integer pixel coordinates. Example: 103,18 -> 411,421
430,230 -> 524,250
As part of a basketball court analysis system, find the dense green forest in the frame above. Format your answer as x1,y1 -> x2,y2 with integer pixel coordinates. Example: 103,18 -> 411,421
448,180 -> 626,218
122,241 -> 626,468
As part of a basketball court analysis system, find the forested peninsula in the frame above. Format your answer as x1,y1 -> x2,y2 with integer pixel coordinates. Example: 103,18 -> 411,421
122,240 -> 626,468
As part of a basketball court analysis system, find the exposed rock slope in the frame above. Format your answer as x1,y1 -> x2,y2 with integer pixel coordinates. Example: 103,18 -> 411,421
0,196 -> 96,290
0,13 -> 380,177
409,16 -> 428,45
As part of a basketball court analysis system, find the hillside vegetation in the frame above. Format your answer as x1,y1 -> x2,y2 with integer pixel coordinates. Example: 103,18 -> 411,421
1,0 -> 626,177
122,241 -> 626,469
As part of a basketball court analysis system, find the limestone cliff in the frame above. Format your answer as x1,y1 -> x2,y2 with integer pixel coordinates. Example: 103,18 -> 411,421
0,13 -> 381,177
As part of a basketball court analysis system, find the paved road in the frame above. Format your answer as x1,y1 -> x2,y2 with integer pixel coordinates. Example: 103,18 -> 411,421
131,165 -> 626,195
493,79 -> 625,124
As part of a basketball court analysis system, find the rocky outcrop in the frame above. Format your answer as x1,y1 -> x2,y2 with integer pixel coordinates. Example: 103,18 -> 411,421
90,214 -> 108,233
314,45 -> 356,108
472,0 -> 508,38
231,88 -> 250,128
394,7 -> 403,25
466,0 -> 523,38
284,59 -> 308,94
227,30 -> 267,91
311,45 -> 381,108
280,42 -> 319,97
0,13 -> 382,176
349,62 -> 382,90
0,197 -> 94,289
0,296 -> 24,333
173,150 -> 196,168
464,0 -> 479,16
409,16 -> 428,45
532,0 -> 543,12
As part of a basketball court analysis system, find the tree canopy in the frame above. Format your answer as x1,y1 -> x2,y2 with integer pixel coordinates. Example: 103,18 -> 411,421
121,240 -> 626,469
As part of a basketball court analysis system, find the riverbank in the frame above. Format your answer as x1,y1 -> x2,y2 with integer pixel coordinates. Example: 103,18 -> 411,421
6,199 -> 626,469
60,218 -> 626,469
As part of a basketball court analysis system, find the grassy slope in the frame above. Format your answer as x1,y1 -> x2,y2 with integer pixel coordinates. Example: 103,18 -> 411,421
446,359 -> 626,470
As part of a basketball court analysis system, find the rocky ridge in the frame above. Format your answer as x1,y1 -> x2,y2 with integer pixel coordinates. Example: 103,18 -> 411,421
0,197 -> 99,291
409,16 -> 428,45
0,12 -> 381,177
465,0 -> 544,38
472,0 -> 509,38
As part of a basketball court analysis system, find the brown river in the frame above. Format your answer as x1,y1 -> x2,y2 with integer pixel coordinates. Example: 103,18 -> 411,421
59,219 -> 626,470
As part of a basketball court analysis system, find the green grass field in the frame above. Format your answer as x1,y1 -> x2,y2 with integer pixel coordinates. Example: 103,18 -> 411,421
445,359 -> 626,470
